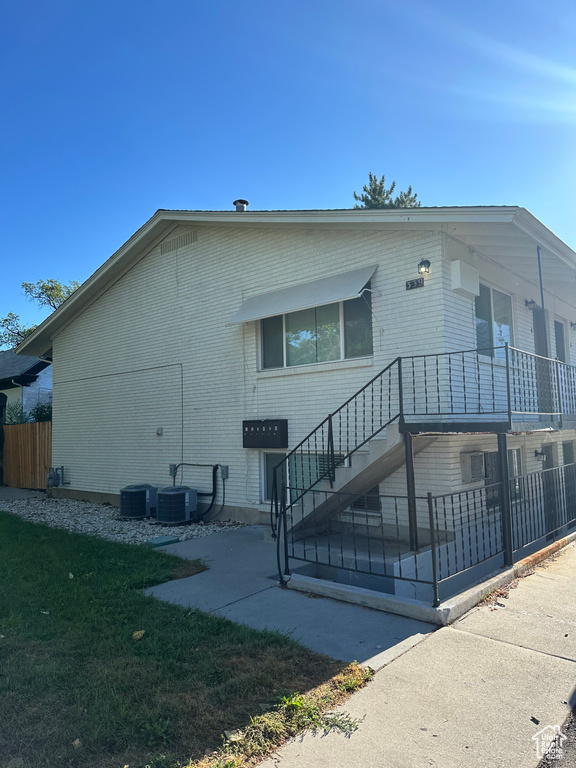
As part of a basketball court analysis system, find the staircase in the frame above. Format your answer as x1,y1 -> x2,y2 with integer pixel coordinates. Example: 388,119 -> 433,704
290,425 -> 437,539
271,342 -> 576,583
271,356 -> 403,540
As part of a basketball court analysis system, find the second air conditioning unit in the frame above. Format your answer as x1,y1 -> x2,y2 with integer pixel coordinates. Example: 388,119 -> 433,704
156,486 -> 198,524
119,484 -> 158,519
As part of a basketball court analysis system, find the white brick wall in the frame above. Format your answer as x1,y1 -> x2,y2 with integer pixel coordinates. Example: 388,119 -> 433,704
50,221 -> 576,511
52,224 -> 443,505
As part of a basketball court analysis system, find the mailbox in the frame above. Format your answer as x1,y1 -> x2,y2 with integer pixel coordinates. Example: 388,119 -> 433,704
243,419 -> 288,449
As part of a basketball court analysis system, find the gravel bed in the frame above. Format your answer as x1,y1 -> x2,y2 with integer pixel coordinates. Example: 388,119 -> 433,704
0,495 -> 245,545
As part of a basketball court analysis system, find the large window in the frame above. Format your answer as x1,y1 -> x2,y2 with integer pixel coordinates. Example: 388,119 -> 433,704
475,284 -> 513,357
261,289 -> 373,369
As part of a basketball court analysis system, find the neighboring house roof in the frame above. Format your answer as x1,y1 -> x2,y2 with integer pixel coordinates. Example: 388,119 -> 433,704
0,350 -> 50,390
15,205 -> 576,358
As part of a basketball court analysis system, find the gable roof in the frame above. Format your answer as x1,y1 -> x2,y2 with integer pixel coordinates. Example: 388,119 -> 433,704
15,205 -> 576,358
0,350 -> 50,389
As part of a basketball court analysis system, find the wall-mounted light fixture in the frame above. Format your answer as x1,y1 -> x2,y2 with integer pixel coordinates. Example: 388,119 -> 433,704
525,299 -> 537,311
418,259 -> 431,275
534,450 -> 546,461
570,321 -> 576,330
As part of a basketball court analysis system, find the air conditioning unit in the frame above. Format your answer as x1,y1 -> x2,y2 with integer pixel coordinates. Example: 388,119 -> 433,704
461,452 -> 485,483
119,484 -> 158,519
156,486 -> 198,525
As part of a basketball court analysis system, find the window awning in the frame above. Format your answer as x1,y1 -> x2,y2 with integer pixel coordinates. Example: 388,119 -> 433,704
226,264 -> 377,325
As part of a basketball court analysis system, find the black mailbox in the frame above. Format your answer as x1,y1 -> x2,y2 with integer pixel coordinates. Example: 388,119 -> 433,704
243,419 -> 288,449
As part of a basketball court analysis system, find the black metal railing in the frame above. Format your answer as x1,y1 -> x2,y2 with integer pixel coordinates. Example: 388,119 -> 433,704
427,483 -> 504,583
508,346 -> 576,421
272,344 -> 576,534
271,343 -> 576,602
275,465 -> 576,606
400,347 -> 510,421
400,344 -> 576,424
281,485 -> 435,586
513,463 -> 576,550
270,356 -> 402,536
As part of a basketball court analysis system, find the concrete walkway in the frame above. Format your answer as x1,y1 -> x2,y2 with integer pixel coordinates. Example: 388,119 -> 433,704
146,526 -> 435,668
147,527 -> 576,767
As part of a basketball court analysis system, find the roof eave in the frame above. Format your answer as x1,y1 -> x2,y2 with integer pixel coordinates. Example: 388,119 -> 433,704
512,208 -> 576,269
16,206 -> 574,357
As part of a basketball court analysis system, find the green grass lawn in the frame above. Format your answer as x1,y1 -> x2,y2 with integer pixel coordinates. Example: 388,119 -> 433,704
0,511 -> 369,768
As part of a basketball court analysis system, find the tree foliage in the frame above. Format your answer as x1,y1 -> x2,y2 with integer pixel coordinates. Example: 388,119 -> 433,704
0,279 -> 79,349
0,312 -> 36,349
29,402 -> 52,422
353,172 -> 421,209
21,278 -> 80,311
4,401 -> 28,424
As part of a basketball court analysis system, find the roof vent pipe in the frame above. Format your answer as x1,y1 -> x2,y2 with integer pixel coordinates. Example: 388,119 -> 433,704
233,199 -> 249,212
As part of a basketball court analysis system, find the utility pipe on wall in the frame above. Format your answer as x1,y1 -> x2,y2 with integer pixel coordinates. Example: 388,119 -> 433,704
536,245 -> 549,358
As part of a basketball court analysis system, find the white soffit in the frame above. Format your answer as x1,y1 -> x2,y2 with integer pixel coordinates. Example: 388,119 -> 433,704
227,264 -> 377,325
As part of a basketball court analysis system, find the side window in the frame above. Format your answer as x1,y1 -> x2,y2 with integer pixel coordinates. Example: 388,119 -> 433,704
554,320 -> 567,363
261,284 -> 373,369
475,285 -> 513,357
0,393 -> 6,424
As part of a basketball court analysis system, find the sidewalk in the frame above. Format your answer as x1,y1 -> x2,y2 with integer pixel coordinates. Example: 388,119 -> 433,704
148,527 -> 576,767
261,540 -> 576,768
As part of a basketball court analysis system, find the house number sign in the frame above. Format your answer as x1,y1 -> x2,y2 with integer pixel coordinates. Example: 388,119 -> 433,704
406,277 -> 425,290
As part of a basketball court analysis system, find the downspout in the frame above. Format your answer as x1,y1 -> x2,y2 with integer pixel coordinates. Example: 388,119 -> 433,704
11,379 -> 24,408
536,245 -> 549,357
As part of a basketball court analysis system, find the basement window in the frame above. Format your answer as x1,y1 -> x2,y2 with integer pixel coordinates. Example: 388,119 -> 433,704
261,288 -> 373,369
351,485 -> 381,512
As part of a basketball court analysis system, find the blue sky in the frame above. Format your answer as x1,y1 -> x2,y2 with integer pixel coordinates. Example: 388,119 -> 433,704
2,0 -> 576,329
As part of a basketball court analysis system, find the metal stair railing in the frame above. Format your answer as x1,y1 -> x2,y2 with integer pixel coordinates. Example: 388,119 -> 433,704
270,356 -> 402,543
272,343 -> 576,584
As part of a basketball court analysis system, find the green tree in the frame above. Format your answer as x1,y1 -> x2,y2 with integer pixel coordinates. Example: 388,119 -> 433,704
353,172 -> 421,209
0,312 -> 36,349
29,402 -> 52,422
5,401 -> 28,424
21,278 -> 80,311
0,279 -> 79,349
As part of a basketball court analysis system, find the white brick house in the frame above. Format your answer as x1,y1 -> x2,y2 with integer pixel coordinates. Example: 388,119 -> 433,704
17,205 -> 576,602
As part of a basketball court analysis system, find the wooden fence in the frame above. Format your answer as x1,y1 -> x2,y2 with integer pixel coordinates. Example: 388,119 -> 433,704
2,422 -> 52,489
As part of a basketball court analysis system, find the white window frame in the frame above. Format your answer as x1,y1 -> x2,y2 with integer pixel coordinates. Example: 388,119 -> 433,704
475,283 -> 515,358
261,451 -> 287,503
259,294 -> 373,371
260,450 -> 351,502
